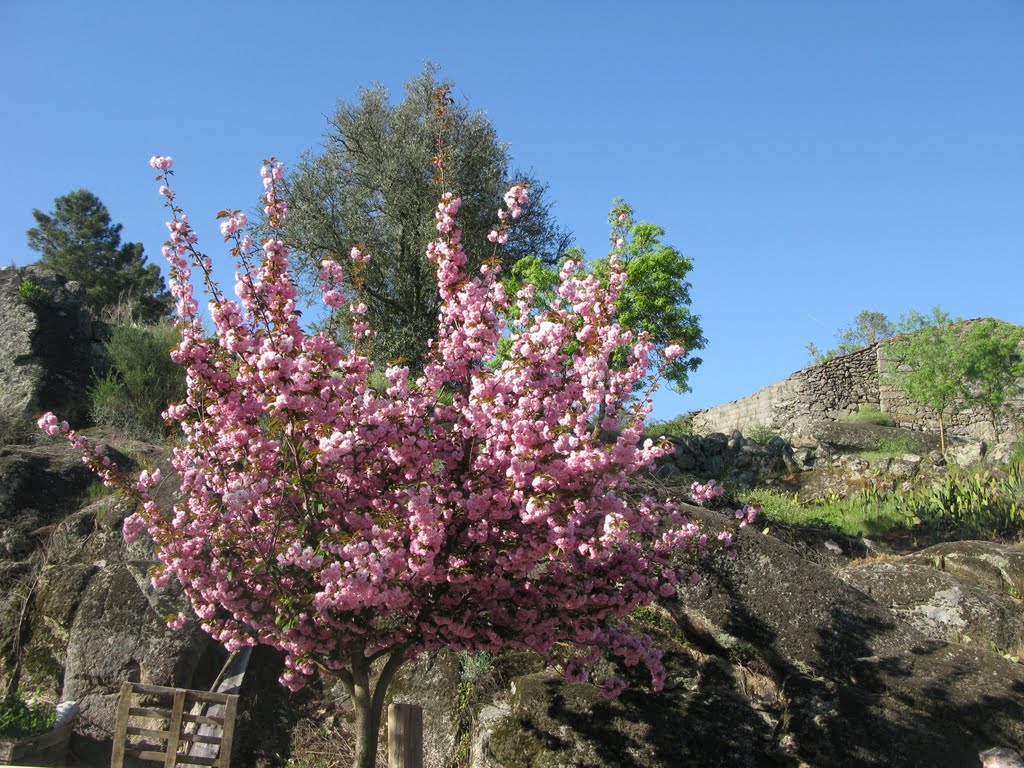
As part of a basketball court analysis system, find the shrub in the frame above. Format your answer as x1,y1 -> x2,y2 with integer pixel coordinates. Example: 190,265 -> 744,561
90,323 -> 185,438
641,411 -> 694,441
17,279 -> 49,307
0,691 -> 56,739
745,424 -> 778,444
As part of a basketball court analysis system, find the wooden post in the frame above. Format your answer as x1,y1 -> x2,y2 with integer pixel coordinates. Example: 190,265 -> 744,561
387,702 -> 423,768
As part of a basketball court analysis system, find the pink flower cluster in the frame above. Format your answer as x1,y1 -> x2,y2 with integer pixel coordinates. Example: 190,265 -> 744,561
43,157 -> 731,698
690,479 -> 725,504
487,184 -> 527,244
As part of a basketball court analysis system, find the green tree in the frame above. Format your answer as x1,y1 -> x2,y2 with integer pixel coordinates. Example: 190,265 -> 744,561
807,310 -> 893,364
502,200 -> 705,393
279,65 -> 572,371
26,189 -> 172,323
959,320 -> 1024,443
885,324 -> 966,453
808,306 -> 955,365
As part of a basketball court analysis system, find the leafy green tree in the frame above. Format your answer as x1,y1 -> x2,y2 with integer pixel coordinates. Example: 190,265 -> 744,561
959,320 -> 1024,443
27,189 -> 172,323
279,65 -> 572,371
808,306 -> 955,364
502,200 -> 705,393
894,306 -> 956,333
885,324 -> 966,453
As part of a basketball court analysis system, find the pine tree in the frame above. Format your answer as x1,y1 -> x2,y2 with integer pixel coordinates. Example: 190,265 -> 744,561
27,189 -> 172,323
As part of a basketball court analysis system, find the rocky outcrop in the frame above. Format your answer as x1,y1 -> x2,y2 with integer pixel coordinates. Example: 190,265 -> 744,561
652,431 -> 799,487
0,266 -> 108,436
0,437 -> 216,766
465,509 -> 1024,768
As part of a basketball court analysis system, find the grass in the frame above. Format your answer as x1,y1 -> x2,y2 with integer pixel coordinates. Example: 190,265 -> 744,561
842,407 -> 895,427
741,487 -> 910,538
641,412 -> 694,442
857,435 -> 923,460
745,424 -> 779,445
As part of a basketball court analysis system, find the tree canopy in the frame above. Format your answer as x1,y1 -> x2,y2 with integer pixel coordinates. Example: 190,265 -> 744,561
503,199 -> 705,393
885,318 -> 1024,449
279,65 -> 573,371
807,306 -> 955,364
27,189 -> 172,323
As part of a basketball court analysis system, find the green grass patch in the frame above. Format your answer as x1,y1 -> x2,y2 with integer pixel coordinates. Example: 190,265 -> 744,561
842,407 -> 895,427
857,435 -> 923,460
740,487 -> 910,538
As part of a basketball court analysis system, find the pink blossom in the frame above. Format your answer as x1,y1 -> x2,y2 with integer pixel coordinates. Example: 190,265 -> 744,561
38,154 -> 741,709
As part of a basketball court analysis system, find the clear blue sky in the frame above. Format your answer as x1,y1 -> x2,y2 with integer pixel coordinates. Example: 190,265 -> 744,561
3,1 -> 1022,420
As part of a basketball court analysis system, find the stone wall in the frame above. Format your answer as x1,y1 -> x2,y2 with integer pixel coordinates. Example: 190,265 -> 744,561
691,319 -> 1024,444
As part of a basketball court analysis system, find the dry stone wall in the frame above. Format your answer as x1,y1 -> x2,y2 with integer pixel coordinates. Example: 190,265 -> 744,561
692,320 -> 1024,444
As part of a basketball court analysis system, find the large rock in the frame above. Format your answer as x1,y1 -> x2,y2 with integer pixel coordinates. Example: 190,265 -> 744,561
469,506 -> 1024,767
0,265 -> 107,433
808,420 -> 939,454
902,541 -> 1024,598
839,560 -> 1024,651
0,438 -> 215,766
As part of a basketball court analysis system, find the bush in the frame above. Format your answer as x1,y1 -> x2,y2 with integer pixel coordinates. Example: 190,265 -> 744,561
17,279 -> 49,307
842,407 -> 895,427
745,424 -> 778,444
641,412 -> 694,442
0,691 -> 56,739
90,323 -> 185,438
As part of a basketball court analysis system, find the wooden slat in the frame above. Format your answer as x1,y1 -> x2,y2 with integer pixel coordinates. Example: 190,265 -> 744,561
217,694 -> 239,767
164,688 -> 186,767
126,725 -> 172,740
129,748 -> 171,761
111,681 -> 135,768
172,756 -> 219,767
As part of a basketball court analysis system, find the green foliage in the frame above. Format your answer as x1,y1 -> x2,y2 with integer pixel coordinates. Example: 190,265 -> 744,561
743,487 -> 908,538
842,407 -> 895,427
17,279 -> 49,306
280,64 -> 572,372
640,412 -> 694,442
746,457 -> 1024,541
894,306 -> 956,333
0,690 -> 57,739
958,320 -> 1024,442
502,200 -> 706,393
26,189 -> 172,323
892,462 -> 1024,539
90,323 -> 185,438
806,309 -> 894,363
807,306 -> 955,364
887,319 -> 1024,451
745,424 -> 778,445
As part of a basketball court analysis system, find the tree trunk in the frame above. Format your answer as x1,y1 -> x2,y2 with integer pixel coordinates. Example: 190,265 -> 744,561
939,416 -> 946,455
343,646 -> 408,768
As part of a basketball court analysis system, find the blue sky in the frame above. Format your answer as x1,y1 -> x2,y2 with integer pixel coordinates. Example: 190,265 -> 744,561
3,1 -> 1022,420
